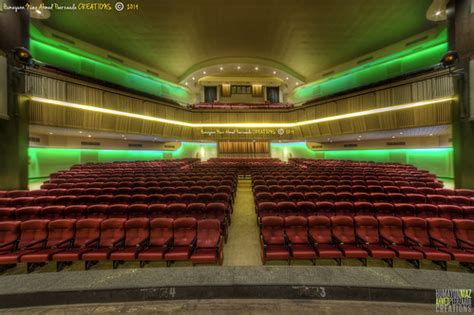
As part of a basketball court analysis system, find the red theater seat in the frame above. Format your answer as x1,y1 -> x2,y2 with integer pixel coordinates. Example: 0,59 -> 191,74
164,217 -> 197,264
0,221 -> 21,254
285,216 -> 316,263
260,216 -> 289,264
110,218 -> 150,268
307,216 -> 342,264
21,219 -> 76,273
81,218 -> 126,270
191,219 -> 223,265
138,218 -> 173,265
331,216 -> 368,265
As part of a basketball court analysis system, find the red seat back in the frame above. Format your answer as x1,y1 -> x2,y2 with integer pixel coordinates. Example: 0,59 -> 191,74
18,220 -> 49,249
331,216 -> 356,244
173,217 -> 197,246
149,218 -> 173,246
196,219 -> 221,248
99,218 -> 126,247
74,219 -> 102,247
46,219 -> 76,247
124,218 -> 150,246
261,216 -> 285,245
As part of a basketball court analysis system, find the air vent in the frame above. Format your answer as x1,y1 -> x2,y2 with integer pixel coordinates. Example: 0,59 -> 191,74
147,70 -> 160,77
128,143 -> 143,148
311,145 -> 323,149
344,144 -> 358,148
81,141 -> 101,146
107,55 -> 124,63
405,35 -> 429,47
29,137 -> 41,143
321,70 -> 335,78
164,145 -> 175,148
52,33 -> 76,45
357,56 -> 374,64
386,141 -> 406,146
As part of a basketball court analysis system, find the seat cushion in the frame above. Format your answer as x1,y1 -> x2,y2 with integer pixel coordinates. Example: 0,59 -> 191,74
52,248 -> 93,261
264,245 -> 289,260
164,246 -> 190,261
413,246 -> 451,261
315,244 -> 343,258
339,244 -> 369,258
0,250 -> 36,264
291,244 -> 316,259
21,248 -> 66,263
191,248 -> 218,264
81,248 -> 115,261
138,247 -> 165,261
440,248 -> 474,263
110,247 -> 140,261
361,244 -> 396,259
387,245 -> 424,260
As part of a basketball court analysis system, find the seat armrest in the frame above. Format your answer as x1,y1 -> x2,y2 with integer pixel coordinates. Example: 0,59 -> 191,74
404,235 -> 422,247
81,237 -> 100,249
307,232 -> 317,246
111,236 -> 125,248
136,237 -> 150,248
51,237 -> 74,249
22,238 -> 47,250
0,239 -> 18,249
355,233 -> 369,245
429,236 -> 449,248
332,235 -> 344,245
457,238 -> 474,248
379,235 -> 396,245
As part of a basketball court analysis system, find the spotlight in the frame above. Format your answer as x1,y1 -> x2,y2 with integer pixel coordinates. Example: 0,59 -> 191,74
12,47 -> 33,66
440,51 -> 459,68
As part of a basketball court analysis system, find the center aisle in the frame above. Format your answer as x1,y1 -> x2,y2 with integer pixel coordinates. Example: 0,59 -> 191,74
224,179 -> 262,266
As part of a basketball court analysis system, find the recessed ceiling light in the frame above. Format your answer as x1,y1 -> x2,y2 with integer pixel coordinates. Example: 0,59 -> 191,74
185,82 -> 188,86
35,9 -> 41,15
192,77 -> 195,80
48,132 -> 53,135
286,77 -> 289,80
429,133 -> 433,136
88,135 -> 92,138
295,82 -> 299,85
237,66 -> 241,70
79,131 -> 83,134
399,132 -> 403,135
273,71 -> 277,75
392,136 -> 396,139
202,71 -> 206,74
435,10 -> 441,16
255,66 -> 259,71
219,67 -> 223,71
121,134 -> 125,137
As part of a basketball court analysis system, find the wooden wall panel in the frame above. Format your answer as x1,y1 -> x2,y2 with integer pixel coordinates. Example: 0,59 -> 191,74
27,70 -> 454,140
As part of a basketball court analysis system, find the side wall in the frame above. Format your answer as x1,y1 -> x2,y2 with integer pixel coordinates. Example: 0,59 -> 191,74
270,142 -> 454,179
28,142 -> 218,178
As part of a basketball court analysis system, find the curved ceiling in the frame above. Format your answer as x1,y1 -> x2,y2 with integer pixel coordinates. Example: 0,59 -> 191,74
41,0 -> 437,81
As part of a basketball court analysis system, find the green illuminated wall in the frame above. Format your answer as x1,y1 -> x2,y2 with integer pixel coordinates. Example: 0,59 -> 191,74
29,25 -> 191,104
291,30 -> 448,103
271,142 -> 453,178
28,142 -> 217,178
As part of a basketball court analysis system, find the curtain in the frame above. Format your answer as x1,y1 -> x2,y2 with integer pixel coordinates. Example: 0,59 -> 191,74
251,84 -> 263,97
221,84 -> 231,97
218,141 -> 269,154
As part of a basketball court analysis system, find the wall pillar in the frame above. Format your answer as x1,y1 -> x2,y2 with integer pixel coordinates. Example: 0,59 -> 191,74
0,0 -> 29,189
448,0 -> 474,188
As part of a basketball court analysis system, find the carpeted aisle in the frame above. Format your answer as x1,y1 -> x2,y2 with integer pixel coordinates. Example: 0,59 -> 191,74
223,179 -> 262,266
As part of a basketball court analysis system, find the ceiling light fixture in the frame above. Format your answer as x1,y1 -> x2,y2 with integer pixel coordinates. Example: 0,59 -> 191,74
192,77 -> 195,80
185,82 -> 188,86
237,66 -> 241,70
273,71 -> 277,75
286,77 -> 289,80
88,135 -> 92,138
30,96 -> 455,128
255,66 -> 259,71
202,71 -> 206,74
219,67 -> 223,71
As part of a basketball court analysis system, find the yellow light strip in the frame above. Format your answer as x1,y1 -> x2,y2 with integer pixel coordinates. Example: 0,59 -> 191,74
30,96 -> 455,128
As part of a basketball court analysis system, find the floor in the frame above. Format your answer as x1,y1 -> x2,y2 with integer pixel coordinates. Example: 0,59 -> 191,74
1,299 -> 436,315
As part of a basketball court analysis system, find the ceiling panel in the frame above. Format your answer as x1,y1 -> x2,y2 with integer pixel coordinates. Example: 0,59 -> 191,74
41,0 -> 437,79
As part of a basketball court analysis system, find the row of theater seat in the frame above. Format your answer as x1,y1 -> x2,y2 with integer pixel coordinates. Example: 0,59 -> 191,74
253,191 -> 474,206
0,192 -> 233,208
256,201 -> 473,220
0,217 -> 224,273
260,215 -> 474,271
37,186 -> 234,196
253,179 -> 443,187
253,185 -> 470,197
44,178 -> 236,186
0,203 -> 230,238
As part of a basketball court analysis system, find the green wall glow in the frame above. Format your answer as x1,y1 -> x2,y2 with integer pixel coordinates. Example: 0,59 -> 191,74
28,142 -> 217,178
270,142 -> 454,178
29,24 -> 191,104
291,29 -> 448,103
